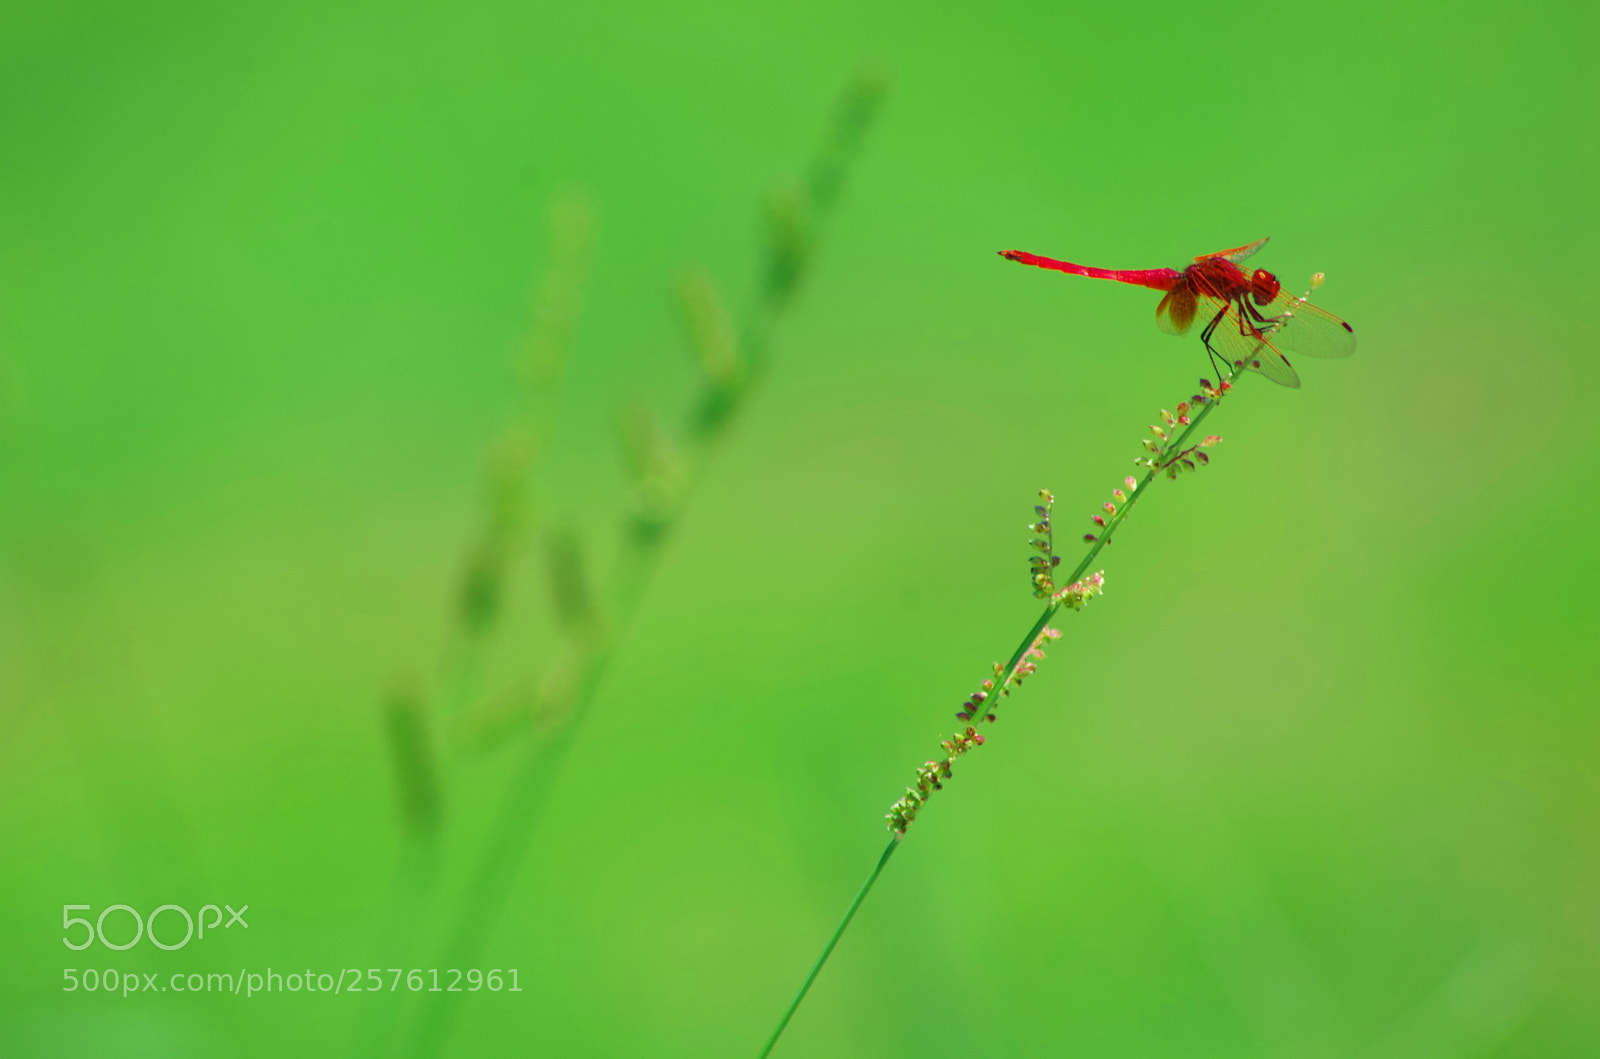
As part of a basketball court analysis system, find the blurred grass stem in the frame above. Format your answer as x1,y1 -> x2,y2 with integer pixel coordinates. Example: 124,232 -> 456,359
401,69 -> 885,1058
361,194 -> 592,1058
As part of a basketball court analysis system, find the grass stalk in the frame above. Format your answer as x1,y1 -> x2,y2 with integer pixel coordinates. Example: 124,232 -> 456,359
756,363 -> 1246,1054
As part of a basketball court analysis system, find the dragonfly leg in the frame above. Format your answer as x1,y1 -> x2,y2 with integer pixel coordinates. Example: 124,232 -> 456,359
1233,297 -> 1297,381
1241,298 -> 1305,345
1239,299 -> 1281,335
1235,299 -> 1274,339
1198,303 -> 1230,380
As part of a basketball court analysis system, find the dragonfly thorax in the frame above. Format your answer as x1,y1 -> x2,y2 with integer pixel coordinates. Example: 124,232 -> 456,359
1185,256 -> 1254,300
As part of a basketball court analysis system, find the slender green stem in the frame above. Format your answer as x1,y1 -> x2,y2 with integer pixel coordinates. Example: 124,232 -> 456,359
758,837 -> 901,1059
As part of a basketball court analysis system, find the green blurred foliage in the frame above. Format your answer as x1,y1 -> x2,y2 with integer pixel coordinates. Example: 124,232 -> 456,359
2,0 -> 1597,1056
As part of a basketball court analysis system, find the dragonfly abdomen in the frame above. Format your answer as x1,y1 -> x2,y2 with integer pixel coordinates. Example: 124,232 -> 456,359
1000,250 -> 1180,291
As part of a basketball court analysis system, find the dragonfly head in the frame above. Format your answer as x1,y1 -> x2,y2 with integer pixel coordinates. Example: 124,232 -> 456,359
1249,269 -> 1281,306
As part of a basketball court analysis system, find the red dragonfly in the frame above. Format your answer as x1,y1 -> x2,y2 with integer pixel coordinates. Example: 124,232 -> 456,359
999,237 -> 1355,388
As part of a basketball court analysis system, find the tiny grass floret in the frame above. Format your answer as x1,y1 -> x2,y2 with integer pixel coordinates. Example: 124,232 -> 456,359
1053,571 -> 1105,611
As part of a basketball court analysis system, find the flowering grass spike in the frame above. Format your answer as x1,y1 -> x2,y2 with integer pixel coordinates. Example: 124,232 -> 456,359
1029,489 -> 1060,598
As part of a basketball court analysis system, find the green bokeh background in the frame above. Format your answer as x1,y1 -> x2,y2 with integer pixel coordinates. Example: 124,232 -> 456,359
3,1 -> 1597,1055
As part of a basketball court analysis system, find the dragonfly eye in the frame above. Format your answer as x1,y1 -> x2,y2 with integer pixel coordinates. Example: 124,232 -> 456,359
1251,269 -> 1281,306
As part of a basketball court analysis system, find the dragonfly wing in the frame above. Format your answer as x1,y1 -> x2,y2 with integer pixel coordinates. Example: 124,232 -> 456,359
1237,340 -> 1302,388
1194,237 -> 1270,265
1155,286 -> 1198,335
1203,298 -> 1303,389
1254,285 -> 1356,359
